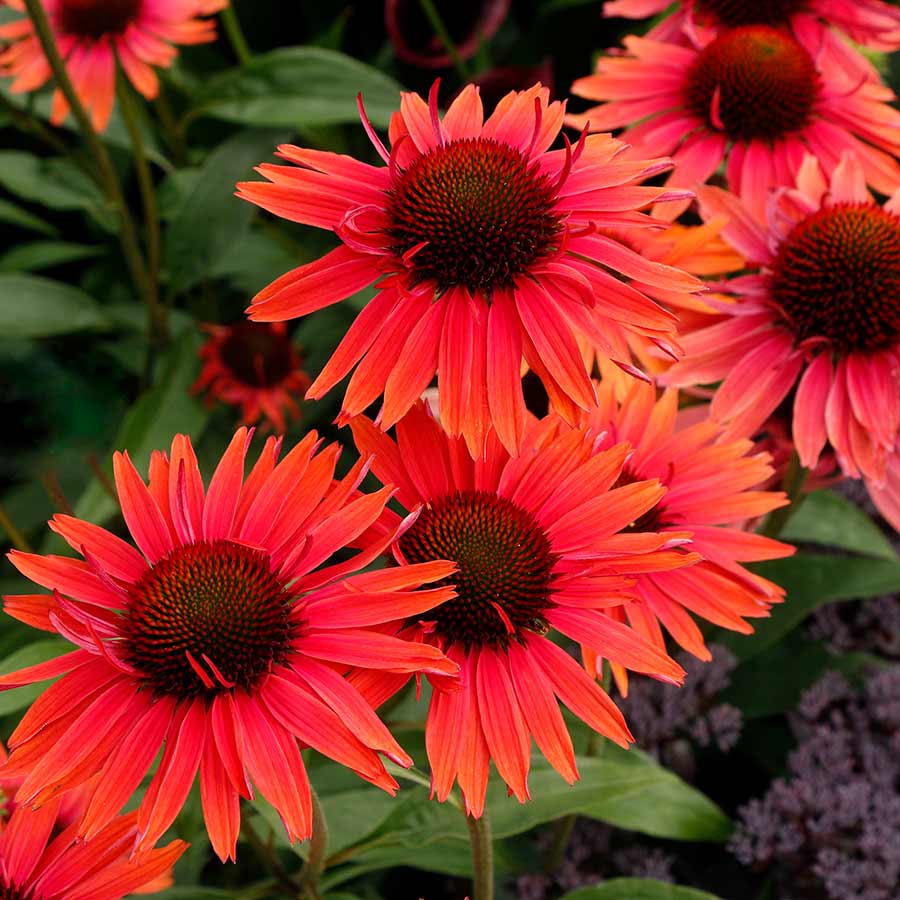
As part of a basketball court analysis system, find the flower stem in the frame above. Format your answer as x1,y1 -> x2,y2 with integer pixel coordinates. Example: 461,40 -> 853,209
21,0 -> 160,343
221,4 -> 253,66
0,503 -> 32,552
416,0 -> 471,81
115,74 -> 163,333
465,810 -> 494,900
760,451 -> 809,538
298,787 -> 328,900
240,816 -> 301,897
154,86 -> 188,166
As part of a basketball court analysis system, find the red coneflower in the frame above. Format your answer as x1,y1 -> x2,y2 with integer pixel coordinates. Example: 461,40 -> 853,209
0,0 -> 225,131
604,0 -> 900,65
0,802 -> 183,900
237,82 -> 702,456
577,380 -> 793,691
1,429 -> 458,861
349,402 -> 694,816
193,321 -> 311,432
664,152 -> 900,483
569,23 -> 900,220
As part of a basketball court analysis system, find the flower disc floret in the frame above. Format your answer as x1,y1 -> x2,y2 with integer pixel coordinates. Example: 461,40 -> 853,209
218,320 -> 297,388
386,137 -> 562,292
769,203 -> 900,354
685,26 -> 819,143
399,490 -> 556,647
58,0 -> 142,37
122,539 -> 295,698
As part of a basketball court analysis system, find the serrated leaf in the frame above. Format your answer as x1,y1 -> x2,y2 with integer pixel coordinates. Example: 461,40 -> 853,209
191,47 -> 403,129
73,331 -> 208,525
781,490 -> 897,559
163,128 -> 288,294
718,554 -> 900,660
0,274 -> 109,336
562,879 -> 722,900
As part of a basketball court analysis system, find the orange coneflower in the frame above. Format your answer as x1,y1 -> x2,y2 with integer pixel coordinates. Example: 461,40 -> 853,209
237,82 -> 703,456
577,380 -> 793,692
0,801 -> 183,900
193,321 -> 311,432
0,0 -> 225,131
569,23 -> 900,220
1,429 -> 458,862
349,402 -> 694,816
664,152 -> 900,483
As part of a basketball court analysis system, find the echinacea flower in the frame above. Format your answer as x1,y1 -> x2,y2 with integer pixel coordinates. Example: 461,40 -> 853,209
664,152 -> 900,483
192,321 -> 311,432
587,218 -> 743,398
578,380 -> 793,690
385,0 -> 509,69
0,0 -> 225,131
0,802 -> 183,900
1,429 -> 458,862
603,0 -> 900,62
569,24 -> 900,220
237,82 -> 703,456
349,402 -> 694,816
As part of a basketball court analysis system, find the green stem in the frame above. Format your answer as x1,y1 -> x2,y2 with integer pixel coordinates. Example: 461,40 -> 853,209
416,0 -> 471,81
240,816 -> 301,897
21,0 -> 157,337
298,787 -> 328,900
154,85 -> 188,167
759,451 -> 809,538
0,504 -> 32,552
465,810 -> 494,900
115,74 -> 164,338
220,4 -> 253,66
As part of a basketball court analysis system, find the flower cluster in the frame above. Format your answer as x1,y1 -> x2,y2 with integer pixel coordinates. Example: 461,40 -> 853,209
731,668 -> 900,900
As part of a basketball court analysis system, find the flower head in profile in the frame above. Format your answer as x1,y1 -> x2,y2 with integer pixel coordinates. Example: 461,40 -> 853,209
0,800 -> 183,900
578,381 -> 793,691
569,24 -> 900,220
664,152 -> 900,483
350,403 -> 694,816
237,82 -> 702,456
193,321 -> 311,432
0,0 -> 225,131
2,429 -> 458,862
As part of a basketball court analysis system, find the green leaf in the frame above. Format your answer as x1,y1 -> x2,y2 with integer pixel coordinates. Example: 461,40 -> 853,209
0,241 -> 101,272
0,274 -> 109,336
718,554 -> 900,660
562,879 -> 722,900
319,788 -> 398,857
73,331 -> 208,525
0,639 -> 71,716
781,490 -> 897,559
0,152 -> 114,229
0,198 -> 58,236
489,752 -> 731,843
163,128 -> 289,294
192,48 -> 403,129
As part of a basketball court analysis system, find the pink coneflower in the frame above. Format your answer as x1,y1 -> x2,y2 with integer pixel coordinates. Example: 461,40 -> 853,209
664,152 -> 900,483
1,429 -> 458,861
0,802 -> 183,900
349,402 -> 694,815
0,0 -> 225,131
603,0 -> 900,59
577,380 -> 793,691
192,321 -> 311,432
237,82 -> 702,455
569,24 -> 900,220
